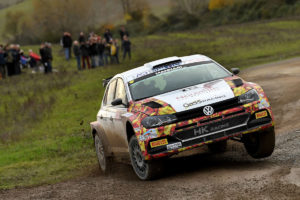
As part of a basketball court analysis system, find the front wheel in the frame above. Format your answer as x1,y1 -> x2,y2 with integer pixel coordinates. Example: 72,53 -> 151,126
243,128 -> 275,159
94,133 -> 112,174
129,136 -> 163,180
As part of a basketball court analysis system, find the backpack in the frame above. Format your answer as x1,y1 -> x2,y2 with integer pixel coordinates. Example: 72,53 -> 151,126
111,44 -> 117,56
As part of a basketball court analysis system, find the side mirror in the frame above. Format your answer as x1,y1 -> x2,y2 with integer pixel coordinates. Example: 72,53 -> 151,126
231,68 -> 240,75
111,98 -> 123,106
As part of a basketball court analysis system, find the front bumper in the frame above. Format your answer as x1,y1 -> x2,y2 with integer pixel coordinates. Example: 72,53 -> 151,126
142,105 -> 274,160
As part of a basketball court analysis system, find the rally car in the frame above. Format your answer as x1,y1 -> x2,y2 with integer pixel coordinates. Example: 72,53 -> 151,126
91,55 -> 275,180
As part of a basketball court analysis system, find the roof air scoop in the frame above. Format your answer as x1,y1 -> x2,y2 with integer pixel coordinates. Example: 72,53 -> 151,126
144,56 -> 182,70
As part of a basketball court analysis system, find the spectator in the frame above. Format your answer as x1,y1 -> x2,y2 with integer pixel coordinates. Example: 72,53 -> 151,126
6,45 -> 16,76
119,26 -> 129,41
104,29 -> 113,44
103,39 -> 111,65
80,42 -> 91,69
0,47 -> 6,79
62,32 -> 73,60
73,41 -> 81,70
97,37 -> 105,66
89,37 -> 99,68
78,32 -> 86,44
14,45 -> 21,75
28,49 -> 41,73
111,39 -> 119,64
122,35 -> 131,60
40,43 -> 53,74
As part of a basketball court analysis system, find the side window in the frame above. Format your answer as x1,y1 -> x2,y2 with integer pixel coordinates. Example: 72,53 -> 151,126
115,78 -> 128,104
105,79 -> 117,106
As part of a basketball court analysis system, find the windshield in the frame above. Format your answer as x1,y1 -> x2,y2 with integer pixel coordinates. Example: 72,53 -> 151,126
129,61 -> 231,101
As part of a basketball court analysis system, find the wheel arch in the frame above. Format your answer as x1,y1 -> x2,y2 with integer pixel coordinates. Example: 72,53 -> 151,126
126,121 -> 136,142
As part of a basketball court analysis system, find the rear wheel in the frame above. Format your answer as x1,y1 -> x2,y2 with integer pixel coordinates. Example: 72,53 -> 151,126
243,128 -> 275,159
129,136 -> 163,180
94,133 -> 112,174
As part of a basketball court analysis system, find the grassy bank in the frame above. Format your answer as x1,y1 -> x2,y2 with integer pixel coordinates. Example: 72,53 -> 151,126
1,18 -> 300,189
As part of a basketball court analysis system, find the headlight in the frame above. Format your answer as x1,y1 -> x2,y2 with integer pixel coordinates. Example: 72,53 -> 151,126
238,89 -> 259,104
141,115 -> 177,128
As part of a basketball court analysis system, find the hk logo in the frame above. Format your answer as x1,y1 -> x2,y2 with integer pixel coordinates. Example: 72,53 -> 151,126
194,126 -> 209,136
203,106 -> 214,116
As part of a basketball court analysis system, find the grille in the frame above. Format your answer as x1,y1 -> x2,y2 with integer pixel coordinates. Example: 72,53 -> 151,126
175,97 -> 241,122
174,113 -> 249,141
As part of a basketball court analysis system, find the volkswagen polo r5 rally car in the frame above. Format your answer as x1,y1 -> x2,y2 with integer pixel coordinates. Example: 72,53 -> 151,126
91,55 -> 275,180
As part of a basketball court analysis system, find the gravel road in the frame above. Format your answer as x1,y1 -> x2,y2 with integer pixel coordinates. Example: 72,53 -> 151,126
1,58 -> 300,200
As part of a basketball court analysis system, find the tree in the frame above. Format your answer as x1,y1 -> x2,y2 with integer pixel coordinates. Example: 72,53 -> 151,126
209,0 -> 234,11
32,0 -> 93,41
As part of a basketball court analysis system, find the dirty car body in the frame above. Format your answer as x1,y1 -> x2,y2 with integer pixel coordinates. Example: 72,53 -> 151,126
91,55 -> 275,179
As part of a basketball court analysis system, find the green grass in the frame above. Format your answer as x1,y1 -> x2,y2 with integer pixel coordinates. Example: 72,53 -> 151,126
1,18 -> 300,189
0,0 -> 32,40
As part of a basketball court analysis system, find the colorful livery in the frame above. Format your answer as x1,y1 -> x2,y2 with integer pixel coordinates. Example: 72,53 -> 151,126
91,55 -> 275,180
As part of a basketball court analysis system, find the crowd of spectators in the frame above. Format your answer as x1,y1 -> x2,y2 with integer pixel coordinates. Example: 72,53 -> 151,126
61,26 -> 131,70
0,42 -> 53,79
0,26 -> 132,79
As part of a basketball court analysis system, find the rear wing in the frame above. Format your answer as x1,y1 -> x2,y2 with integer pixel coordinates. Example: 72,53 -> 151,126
102,76 -> 113,87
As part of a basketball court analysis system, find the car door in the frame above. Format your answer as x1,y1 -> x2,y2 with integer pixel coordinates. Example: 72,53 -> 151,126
97,79 -> 117,148
106,78 -> 129,153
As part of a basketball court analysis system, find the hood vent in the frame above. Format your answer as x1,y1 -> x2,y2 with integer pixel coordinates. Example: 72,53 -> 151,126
232,79 -> 244,87
143,101 -> 163,109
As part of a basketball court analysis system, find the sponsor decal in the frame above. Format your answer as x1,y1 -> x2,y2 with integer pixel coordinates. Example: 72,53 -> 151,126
150,138 -> 168,148
135,61 -> 182,79
155,79 -> 235,112
210,123 -> 230,132
155,66 -> 182,75
153,61 -> 182,73
183,95 -> 226,109
193,122 -> 230,136
194,126 -> 209,136
139,129 -> 158,141
167,142 -> 182,150
255,111 -> 268,119
203,106 -> 214,116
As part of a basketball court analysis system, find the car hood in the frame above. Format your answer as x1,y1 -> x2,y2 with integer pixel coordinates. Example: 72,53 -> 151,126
153,79 -> 235,112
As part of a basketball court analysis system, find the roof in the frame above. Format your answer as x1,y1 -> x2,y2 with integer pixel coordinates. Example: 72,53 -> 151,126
117,54 -> 212,83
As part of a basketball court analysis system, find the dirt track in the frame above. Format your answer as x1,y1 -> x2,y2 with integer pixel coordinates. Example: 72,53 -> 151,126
1,58 -> 300,200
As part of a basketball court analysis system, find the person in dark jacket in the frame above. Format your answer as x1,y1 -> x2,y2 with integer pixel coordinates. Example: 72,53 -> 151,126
73,41 -> 81,70
80,42 -> 91,69
78,32 -> 86,44
119,26 -> 129,41
89,38 -> 99,68
0,47 -> 6,79
6,45 -> 17,76
104,29 -> 113,44
40,43 -> 53,74
97,37 -> 105,66
62,32 -> 73,60
122,35 -> 131,60
14,45 -> 21,75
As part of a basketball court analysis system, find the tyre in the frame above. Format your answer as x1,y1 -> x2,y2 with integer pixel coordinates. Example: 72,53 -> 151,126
208,140 -> 227,153
243,128 -> 275,159
129,135 -> 163,180
94,133 -> 112,174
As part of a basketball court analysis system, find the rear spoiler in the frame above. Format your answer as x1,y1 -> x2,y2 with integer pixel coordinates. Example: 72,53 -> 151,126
102,76 -> 113,87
